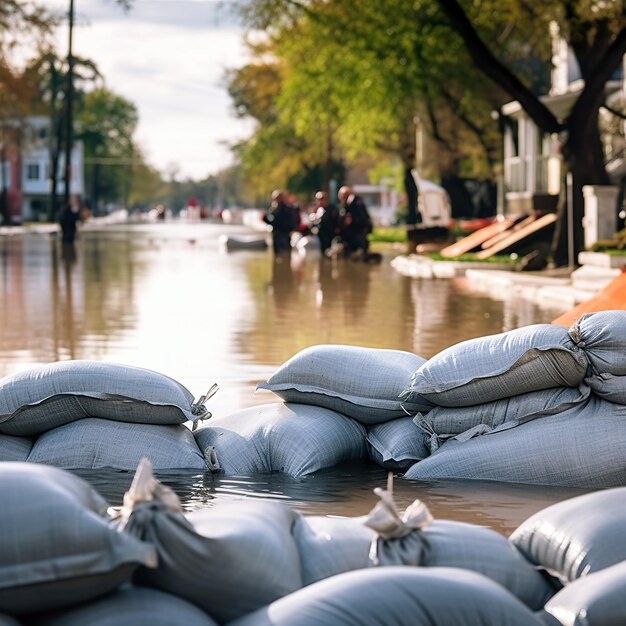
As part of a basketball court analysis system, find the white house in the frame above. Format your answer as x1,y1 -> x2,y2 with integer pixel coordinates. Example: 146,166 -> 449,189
19,116 -> 85,221
500,23 -> 624,215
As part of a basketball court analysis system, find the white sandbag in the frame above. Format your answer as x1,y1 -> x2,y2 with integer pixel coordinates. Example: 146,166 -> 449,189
36,587 -> 219,626
585,372 -> 626,404
366,416 -> 430,471
509,486 -> 626,584
228,566 -> 545,626
401,324 -> 588,408
193,402 -> 366,477
420,385 -> 590,438
568,310 -> 626,375
256,345 -> 433,424
0,433 -> 33,462
405,396 -> 626,488
115,462 -> 302,624
0,360 -> 214,436
0,463 -> 156,615
28,418 -> 207,470
293,517 -> 554,609
539,560 -> 626,626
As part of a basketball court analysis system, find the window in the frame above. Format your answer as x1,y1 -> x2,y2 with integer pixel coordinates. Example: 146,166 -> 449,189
25,162 -> 40,181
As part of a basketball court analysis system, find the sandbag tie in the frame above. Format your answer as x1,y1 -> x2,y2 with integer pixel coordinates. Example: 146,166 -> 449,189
364,473 -> 433,540
191,383 -> 219,424
116,458 -> 183,531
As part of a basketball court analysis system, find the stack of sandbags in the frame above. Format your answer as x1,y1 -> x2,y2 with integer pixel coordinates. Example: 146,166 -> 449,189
401,318 -> 626,486
193,402 -> 367,477
0,361 -> 214,471
0,463 -> 158,619
228,344 -> 434,475
510,487 -> 626,625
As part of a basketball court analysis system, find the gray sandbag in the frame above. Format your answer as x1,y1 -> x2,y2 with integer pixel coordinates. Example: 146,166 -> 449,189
539,560 -> 626,626
0,462 -> 156,616
0,433 -> 33,462
293,494 -> 554,610
33,586 -> 219,626
509,486 -> 626,584
405,396 -> 626,488
366,416 -> 430,471
28,418 -> 207,470
420,385 -> 590,439
116,460 -> 303,624
228,566 -> 545,626
584,372 -> 626,404
256,344 -> 433,424
0,360 -> 215,436
0,616 -> 20,626
401,324 -> 588,408
193,402 -> 366,477
568,310 -> 626,375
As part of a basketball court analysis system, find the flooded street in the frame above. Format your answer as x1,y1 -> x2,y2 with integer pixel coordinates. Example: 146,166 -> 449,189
0,221 -> 587,534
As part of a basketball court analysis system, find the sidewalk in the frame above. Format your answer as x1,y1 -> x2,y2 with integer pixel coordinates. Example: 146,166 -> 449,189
391,252 -> 625,312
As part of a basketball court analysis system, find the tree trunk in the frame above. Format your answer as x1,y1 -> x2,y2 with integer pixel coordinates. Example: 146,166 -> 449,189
552,106 -> 609,267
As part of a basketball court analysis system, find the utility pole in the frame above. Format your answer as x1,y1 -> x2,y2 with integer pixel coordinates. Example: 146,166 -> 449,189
63,0 -> 75,210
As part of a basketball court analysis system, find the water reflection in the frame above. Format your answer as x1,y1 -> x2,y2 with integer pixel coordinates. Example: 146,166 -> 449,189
0,224 -> 574,532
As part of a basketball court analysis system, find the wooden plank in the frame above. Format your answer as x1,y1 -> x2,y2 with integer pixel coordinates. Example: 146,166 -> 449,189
475,213 -> 558,259
480,214 -> 537,249
439,217 -> 516,258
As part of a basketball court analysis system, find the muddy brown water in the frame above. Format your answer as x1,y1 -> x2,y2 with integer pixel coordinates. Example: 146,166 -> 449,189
0,221 -> 590,535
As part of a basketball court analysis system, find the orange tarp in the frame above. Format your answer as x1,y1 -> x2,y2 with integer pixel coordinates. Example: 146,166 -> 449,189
552,268 -> 626,327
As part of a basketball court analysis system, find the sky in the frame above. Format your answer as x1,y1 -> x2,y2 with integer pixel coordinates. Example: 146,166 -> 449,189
48,0 -> 255,180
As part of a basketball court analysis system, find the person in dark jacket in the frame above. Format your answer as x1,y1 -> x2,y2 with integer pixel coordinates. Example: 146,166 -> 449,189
311,190 -> 341,255
337,185 -> 373,259
263,190 -> 294,255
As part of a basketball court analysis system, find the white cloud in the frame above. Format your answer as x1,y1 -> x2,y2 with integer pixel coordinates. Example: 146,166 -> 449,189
48,0 -> 255,179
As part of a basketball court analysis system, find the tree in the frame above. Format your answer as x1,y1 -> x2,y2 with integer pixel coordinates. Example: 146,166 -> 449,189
75,87 -> 139,213
435,0 -> 626,265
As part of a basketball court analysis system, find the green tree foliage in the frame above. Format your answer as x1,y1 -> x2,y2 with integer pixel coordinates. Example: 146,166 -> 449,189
235,0 -> 625,261
75,87 -> 139,213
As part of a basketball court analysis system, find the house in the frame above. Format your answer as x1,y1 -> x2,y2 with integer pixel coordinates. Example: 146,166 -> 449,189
0,115 -> 84,224
500,22 -> 624,215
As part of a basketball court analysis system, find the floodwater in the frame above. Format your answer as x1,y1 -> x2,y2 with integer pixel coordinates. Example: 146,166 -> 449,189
0,221 -> 589,535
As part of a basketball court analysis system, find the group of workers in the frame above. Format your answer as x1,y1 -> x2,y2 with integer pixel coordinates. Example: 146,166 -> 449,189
263,186 -> 373,259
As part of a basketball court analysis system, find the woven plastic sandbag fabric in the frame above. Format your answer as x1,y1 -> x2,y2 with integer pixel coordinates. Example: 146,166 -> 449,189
510,486 -> 626,585
227,566 -> 545,626
28,418 -> 207,471
116,460 -> 303,624
194,402 -> 366,477
405,395 -> 626,488
401,323 -> 588,408
256,344 -> 433,424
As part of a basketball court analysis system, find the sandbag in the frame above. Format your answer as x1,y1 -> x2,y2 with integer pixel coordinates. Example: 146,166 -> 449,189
193,402 -> 366,477
34,587 -> 219,626
0,463 -> 156,615
256,344 -> 433,424
419,385 -> 590,439
509,486 -> 626,584
568,310 -> 626,376
539,560 -> 626,626
116,460 -> 303,624
28,418 -> 207,470
405,396 -> 626,488
366,416 -> 430,471
228,566 -> 545,626
0,433 -> 33,462
293,513 -> 554,609
0,360 -> 214,436
401,324 -> 588,408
